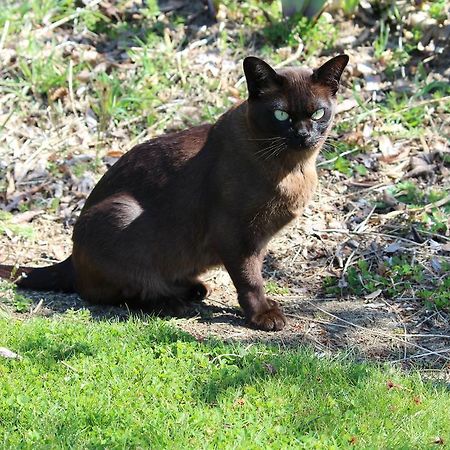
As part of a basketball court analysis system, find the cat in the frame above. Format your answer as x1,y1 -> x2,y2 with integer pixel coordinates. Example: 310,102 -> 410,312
0,54 -> 349,331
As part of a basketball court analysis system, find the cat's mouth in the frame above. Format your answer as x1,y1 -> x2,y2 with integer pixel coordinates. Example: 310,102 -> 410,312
287,135 -> 318,151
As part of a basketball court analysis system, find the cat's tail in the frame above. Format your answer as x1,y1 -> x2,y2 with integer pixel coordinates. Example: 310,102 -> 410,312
0,256 -> 76,293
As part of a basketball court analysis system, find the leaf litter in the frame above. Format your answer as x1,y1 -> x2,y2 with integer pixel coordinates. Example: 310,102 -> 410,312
0,1 -> 449,380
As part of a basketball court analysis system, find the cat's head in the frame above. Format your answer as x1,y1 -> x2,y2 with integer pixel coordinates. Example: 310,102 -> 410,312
243,55 -> 349,154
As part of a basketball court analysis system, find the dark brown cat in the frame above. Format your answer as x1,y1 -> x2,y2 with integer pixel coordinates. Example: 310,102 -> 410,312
0,55 -> 349,331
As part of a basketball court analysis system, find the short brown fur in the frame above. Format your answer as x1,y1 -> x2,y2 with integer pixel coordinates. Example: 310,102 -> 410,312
0,55 -> 349,331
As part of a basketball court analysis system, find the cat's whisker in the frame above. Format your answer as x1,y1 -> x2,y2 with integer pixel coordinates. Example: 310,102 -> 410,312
262,141 -> 287,161
254,141 -> 286,157
248,137 -> 284,142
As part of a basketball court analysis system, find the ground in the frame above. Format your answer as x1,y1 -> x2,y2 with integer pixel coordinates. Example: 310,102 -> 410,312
0,0 -> 449,379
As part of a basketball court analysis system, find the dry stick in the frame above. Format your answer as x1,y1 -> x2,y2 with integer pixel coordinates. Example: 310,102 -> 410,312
313,228 -> 423,246
287,311 -> 450,339
410,194 -> 450,213
0,19 -> 9,51
68,59 -> 77,118
316,147 -> 360,167
283,297 -> 450,361
354,205 -> 376,233
61,361 -> 79,372
285,313 -> 348,330
274,39 -> 304,69
390,348 -> 450,364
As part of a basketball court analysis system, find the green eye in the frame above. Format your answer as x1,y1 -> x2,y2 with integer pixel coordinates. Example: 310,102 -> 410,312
311,108 -> 325,120
274,110 -> 289,121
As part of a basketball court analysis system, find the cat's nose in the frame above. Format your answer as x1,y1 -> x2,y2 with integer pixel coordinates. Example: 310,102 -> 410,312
294,128 -> 308,138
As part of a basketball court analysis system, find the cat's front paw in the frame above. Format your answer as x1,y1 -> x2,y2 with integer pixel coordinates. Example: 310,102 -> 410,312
249,302 -> 286,331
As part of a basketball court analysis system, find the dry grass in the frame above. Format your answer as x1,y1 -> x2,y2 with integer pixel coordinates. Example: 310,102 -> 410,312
0,0 -> 449,377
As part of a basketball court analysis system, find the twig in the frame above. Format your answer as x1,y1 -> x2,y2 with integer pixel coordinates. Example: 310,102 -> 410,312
0,19 -> 9,51
409,195 -> 450,213
39,0 -> 102,33
210,353 -> 244,364
312,228 -> 424,246
282,297 -> 450,362
354,206 -> 376,233
68,59 -> 77,118
285,313 -> 349,329
317,147 -> 360,167
274,38 -> 304,69
61,361 -> 78,372
390,348 -> 450,363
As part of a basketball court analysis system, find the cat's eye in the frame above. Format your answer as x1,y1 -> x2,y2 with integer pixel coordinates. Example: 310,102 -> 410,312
311,108 -> 325,120
274,110 -> 289,121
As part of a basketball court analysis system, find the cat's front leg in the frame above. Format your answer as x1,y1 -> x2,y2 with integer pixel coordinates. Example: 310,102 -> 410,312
220,249 -> 286,331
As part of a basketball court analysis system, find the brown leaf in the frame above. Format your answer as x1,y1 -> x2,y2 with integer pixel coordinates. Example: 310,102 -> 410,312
107,150 -> 125,158
433,437 -> 445,445
11,210 -> 43,224
49,87 -> 68,102
364,289 -> 382,300
387,380 -> 403,390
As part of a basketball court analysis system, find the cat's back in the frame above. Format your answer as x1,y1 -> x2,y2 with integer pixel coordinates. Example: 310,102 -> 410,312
82,124 -> 212,211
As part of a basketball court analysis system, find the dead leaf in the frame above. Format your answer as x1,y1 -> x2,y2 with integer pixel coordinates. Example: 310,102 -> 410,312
433,437 -> 445,445
49,87 -> 68,102
336,98 -> 358,114
384,243 -> 402,254
364,289 -> 382,300
107,150 -> 125,158
0,347 -> 22,360
10,210 -> 43,224
378,135 -> 395,158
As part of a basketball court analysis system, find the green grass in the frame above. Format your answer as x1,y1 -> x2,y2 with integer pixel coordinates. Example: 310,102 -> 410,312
0,312 -> 449,449
324,256 -> 450,310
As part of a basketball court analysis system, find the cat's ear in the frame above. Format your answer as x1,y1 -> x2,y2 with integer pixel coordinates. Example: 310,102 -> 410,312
243,57 -> 282,98
313,55 -> 349,95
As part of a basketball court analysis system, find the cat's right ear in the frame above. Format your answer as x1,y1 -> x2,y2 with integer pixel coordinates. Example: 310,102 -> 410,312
243,57 -> 282,98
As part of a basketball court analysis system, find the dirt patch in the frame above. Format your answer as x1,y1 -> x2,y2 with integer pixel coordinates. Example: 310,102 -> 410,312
0,1 -> 449,380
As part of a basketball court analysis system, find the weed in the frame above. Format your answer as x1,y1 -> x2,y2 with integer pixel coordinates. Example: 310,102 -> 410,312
374,20 -> 390,59
266,280 -> 290,295
324,256 -> 449,310
0,280 -> 33,313
0,316 -> 449,447
0,211 -> 35,239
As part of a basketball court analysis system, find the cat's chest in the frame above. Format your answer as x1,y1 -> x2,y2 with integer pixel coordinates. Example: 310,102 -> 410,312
252,168 -> 318,233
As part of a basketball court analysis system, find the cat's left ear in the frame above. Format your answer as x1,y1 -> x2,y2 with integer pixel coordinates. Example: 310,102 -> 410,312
313,55 -> 349,95
243,57 -> 283,98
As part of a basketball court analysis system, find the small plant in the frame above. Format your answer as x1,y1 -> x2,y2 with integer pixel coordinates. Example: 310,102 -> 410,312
262,14 -> 337,56
429,0 -> 447,21
324,256 -> 449,310
374,20 -> 390,59
266,280 -> 290,295
0,211 -> 35,239
0,280 -> 33,313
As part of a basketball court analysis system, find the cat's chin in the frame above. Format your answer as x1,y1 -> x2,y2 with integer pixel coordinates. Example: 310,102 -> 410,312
286,143 -> 318,153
